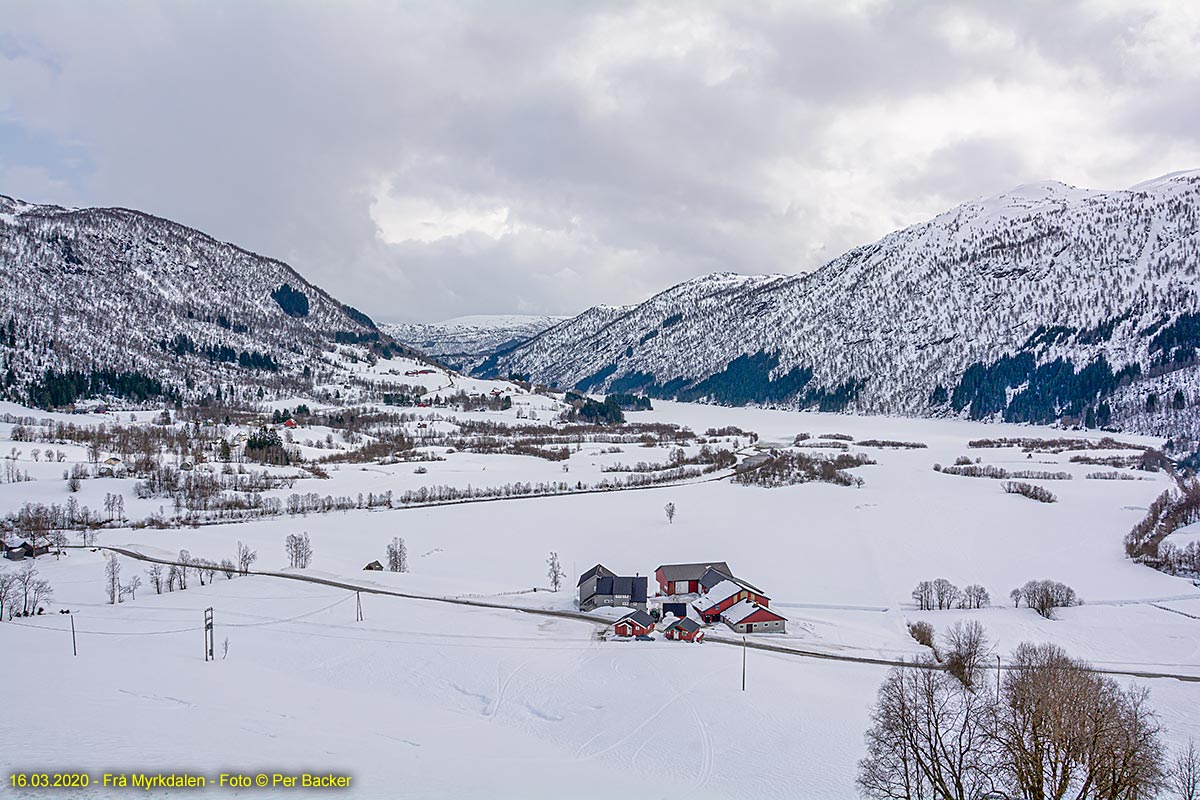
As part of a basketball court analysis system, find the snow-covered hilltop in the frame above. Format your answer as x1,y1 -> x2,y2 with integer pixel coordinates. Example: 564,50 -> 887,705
0,194 -> 414,407
484,172 -> 1200,437
382,314 -> 568,372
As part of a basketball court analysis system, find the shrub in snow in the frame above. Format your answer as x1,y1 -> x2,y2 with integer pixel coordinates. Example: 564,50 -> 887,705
907,620 -> 936,654
1003,481 -> 1057,503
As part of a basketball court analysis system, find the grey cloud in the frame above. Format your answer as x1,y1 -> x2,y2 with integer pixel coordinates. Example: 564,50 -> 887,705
0,1 -> 1197,323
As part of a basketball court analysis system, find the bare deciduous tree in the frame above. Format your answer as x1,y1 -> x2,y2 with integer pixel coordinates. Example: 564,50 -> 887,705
0,573 -> 17,620
857,663 -> 998,800
285,532 -> 313,569
236,540 -> 257,575
958,584 -> 990,609
942,620 -> 990,688
931,578 -> 960,610
547,551 -> 563,592
177,549 -> 191,590
664,502 -> 676,524
105,554 -> 121,604
146,564 -> 163,594
386,537 -> 408,573
911,581 -> 934,611
1170,739 -> 1200,800
859,642 -> 1166,800
994,643 -> 1164,799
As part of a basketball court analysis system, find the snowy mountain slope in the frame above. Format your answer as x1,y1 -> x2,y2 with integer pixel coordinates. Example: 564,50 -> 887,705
485,172 -> 1200,436
382,314 -> 568,371
0,194 -> 415,407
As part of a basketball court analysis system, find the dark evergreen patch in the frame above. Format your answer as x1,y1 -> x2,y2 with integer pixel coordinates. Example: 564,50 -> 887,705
1148,312 -> 1200,368
952,352 -> 1140,424
563,392 -> 625,423
26,368 -> 172,409
271,283 -> 310,317
662,312 -> 683,328
574,362 -> 619,392
606,393 -> 653,411
341,304 -> 376,329
675,351 -> 813,405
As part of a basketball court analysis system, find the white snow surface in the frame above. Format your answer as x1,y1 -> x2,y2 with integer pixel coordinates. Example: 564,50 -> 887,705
3,400 -> 1199,799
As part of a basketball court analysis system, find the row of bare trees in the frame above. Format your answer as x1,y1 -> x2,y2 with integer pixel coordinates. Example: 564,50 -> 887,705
0,562 -> 53,619
911,579 -> 991,611
859,626 -> 1197,800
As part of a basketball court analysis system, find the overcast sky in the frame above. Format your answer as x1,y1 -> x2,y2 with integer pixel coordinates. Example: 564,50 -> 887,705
2,1 -> 1199,323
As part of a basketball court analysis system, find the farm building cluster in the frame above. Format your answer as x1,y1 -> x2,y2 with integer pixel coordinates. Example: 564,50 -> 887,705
577,561 -> 786,640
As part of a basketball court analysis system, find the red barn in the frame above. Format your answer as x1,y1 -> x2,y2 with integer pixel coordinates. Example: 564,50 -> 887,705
613,610 -> 655,638
654,561 -> 732,595
283,418 -> 298,429
723,600 -> 787,634
693,579 -> 771,623
663,617 -> 705,642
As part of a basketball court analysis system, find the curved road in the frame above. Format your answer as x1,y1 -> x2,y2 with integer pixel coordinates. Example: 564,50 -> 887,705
64,545 -> 1200,684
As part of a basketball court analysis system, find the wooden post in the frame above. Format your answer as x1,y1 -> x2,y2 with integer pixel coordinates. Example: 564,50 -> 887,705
204,607 -> 214,661
70,613 -> 77,657
356,591 -> 363,622
742,636 -> 747,691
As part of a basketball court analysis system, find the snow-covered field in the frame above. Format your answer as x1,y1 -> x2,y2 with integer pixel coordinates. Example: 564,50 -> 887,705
4,399 -> 1200,799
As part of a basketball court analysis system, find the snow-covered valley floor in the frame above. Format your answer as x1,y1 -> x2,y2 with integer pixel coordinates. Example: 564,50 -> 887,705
3,400 -> 1200,799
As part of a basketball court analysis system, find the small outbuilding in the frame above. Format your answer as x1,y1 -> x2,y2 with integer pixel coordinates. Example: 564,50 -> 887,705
660,601 -> 690,620
663,616 -> 705,643
613,610 -> 655,638
363,560 -> 384,571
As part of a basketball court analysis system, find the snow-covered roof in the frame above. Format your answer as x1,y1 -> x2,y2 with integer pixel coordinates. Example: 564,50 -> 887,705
723,600 -> 786,625
694,579 -> 743,608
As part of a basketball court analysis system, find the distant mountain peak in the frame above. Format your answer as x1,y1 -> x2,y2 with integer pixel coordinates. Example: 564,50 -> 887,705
484,171 -> 1200,438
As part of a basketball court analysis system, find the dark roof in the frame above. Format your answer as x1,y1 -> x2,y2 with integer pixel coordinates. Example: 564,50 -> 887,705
699,566 -> 761,594
656,562 -> 732,582
595,575 -> 647,603
675,617 -> 702,633
618,609 -> 654,628
577,563 -> 616,587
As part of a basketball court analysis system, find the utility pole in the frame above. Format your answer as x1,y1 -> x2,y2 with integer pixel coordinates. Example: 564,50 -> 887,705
70,613 -> 77,656
355,591 -> 363,622
203,607 -> 214,662
742,636 -> 747,691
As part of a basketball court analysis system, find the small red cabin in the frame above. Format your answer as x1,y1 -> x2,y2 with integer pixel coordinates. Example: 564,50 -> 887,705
663,617 -> 705,642
613,610 -> 655,638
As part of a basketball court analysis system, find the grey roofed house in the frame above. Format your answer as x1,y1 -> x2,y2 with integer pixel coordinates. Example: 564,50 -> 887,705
698,565 -> 762,594
617,609 -> 655,629
657,561 -> 732,583
577,563 -> 616,587
578,564 -> 648,612
663,616 -> 703,634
